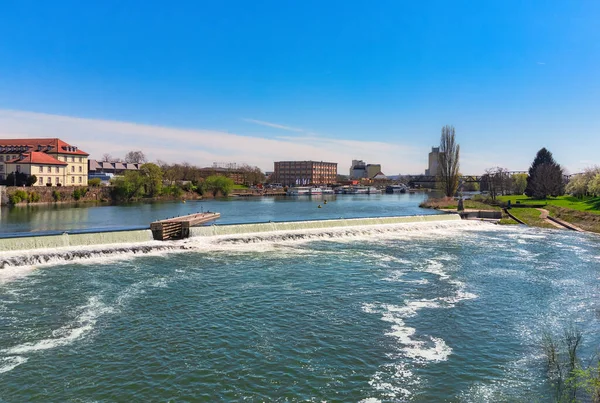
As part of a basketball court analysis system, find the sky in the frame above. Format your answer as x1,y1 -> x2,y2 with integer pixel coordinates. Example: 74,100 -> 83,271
0,0 -> 598,175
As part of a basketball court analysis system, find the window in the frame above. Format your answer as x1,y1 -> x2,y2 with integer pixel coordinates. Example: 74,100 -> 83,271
78,176 -> 82,183
79,166 -> 82,172
46,177 -> 51,184
39,166 -> 43,173
71,176 -> 75,183
71,166 -> 75,172
55,166 -> 59,173
55,177 -> 59,184
47,166 -> 51,173
79,157 -> 83,163
39,177 -> 43,183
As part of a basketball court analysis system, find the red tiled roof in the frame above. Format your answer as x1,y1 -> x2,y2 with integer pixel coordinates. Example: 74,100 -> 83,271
5,152 -> 68,166
0,138 -> 89,156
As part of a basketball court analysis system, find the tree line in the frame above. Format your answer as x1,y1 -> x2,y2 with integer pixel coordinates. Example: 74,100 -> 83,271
110,162 -> 239,202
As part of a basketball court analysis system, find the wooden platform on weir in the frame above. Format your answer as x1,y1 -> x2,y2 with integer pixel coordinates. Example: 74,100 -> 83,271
150,212 -> 220,240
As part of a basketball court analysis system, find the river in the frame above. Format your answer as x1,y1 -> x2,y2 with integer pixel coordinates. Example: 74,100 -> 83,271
0,194 -> 599,401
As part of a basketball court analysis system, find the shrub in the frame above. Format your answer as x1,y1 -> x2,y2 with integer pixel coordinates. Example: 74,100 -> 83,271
27,191 -> 40,203
163,184 -> 183,197
52,190 -> 61,202
9,190 -> 28,205
46,183 -> 52,187
73,187 -> 89,200
57,183 -> 62,187
88,178 -> 102,187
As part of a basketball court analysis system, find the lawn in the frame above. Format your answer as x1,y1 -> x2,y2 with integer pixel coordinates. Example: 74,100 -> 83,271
496,195 -> 600,214
508,207 -> 557,229
420,198 -> 501,211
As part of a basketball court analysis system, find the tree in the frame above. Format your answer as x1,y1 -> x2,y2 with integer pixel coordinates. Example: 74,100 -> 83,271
5,172 -> 30,187
26,175 -> 37,187
588,173 -> 600,197
139,163 -> 163,197
525,148 -> 564,198
239,164 -> 266,185
111,171 -> 145,201
102,153 -> 113,162
438,125 -> 460,197
482,167 -> 511,200
124,150 -> 147,164
512,173 -> 528,195
203,175 -> 234,197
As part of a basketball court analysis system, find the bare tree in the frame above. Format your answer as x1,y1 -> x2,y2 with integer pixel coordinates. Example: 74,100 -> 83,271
102,153 -> 113,162
124,150 -> 147,164
482,167 -> 512,200
438,125 -> 460,197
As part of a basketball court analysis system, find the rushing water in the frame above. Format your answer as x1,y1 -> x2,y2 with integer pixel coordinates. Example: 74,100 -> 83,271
0,193 -> 435,234
1,218 -> 599,401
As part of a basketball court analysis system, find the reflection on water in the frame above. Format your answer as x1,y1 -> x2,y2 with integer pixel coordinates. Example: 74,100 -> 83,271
0,193 -> 437,234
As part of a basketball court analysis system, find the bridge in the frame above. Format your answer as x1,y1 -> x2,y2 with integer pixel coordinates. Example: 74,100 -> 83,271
403,171 -> 576,184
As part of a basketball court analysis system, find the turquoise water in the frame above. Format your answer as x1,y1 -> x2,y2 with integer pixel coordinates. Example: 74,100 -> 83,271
0,193 -> 435,234
1,219 -> 599,401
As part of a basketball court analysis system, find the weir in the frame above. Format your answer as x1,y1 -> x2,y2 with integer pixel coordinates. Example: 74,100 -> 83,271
0,214 -> 460,254
190,214 -> 461,237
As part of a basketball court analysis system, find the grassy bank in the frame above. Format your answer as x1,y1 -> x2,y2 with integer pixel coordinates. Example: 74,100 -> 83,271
546,205 -> 600,233
496,195 -> 600,214
419,197 -> 501,211
507,208 -> 556,229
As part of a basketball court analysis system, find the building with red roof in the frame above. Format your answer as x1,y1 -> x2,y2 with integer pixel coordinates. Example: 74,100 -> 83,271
0,138 -> 89,186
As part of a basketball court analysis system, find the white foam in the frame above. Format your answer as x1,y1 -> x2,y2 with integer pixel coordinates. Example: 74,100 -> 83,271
368,362 -> 418,400
0,356 -> 28,374
1,296 -> 113,355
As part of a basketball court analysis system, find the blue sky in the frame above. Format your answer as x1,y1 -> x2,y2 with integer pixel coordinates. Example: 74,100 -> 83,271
0,0 -> 598,174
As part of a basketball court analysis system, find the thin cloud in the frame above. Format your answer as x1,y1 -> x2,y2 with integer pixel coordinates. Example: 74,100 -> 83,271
0,109 -> 427,174
537,62 -> 546,65
242,118 -> 305,133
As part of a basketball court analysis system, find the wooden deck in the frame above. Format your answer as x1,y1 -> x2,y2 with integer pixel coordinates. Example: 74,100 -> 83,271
150,212 -> 220,240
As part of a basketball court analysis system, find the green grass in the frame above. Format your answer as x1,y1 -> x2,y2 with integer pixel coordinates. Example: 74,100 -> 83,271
546,205 -> 600,233
508,208 -> 556,229
420,198 -> 501,211
496,195 -> 600,214
498,217 -> 520,225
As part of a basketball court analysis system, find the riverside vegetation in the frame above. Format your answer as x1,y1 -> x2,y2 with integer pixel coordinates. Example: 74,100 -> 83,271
421,147 -> 600,232
4,163 -> 241,205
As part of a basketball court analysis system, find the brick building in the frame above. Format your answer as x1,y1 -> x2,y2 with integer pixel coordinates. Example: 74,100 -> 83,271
272,161 -> 337,186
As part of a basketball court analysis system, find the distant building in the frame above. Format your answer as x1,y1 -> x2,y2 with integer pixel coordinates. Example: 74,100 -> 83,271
349,159 -> 383,179
0,138 -> 89,186
272,161 -> 337,186
88,159 -> 141,182
425,147 -> 441,176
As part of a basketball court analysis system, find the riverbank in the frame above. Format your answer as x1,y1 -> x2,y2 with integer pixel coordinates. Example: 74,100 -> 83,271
1,185 -> 205,207
421,196 -> 600,233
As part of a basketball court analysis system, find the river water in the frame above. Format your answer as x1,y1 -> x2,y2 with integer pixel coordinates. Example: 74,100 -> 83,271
1,195 -> 599,402
0,193 -> 436,234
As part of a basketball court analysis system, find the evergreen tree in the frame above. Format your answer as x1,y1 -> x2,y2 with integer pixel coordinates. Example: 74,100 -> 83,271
525,148 -> 564,198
